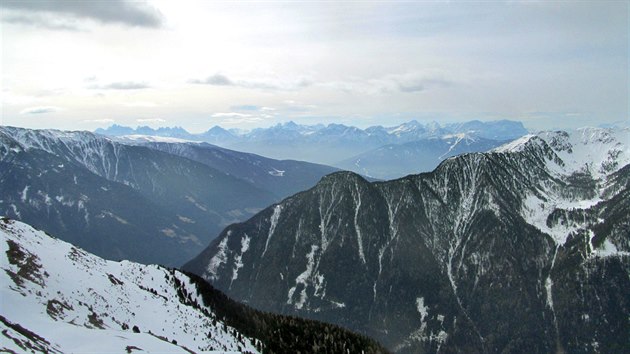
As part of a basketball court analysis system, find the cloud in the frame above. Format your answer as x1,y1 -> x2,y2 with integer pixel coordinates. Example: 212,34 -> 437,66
282,101 -> 317,112
210,111 -> 276,126
136,118 -> 165,123
0,0 -> 164,28
2,14 -> 81,31
211,112 -> 252,118
370,74 -> 453,94
230,105 -> 277,113
396,81 -> 425,93
191,74 -> 233,86
217,116 -> 264,126
90,81 -> 151,90
231,105 -> 260,111
191,74 -> 312,91
322,73 -> 454,95
243,77 -> 312,91
124,101 -> 158,107
20,106 -> 61,114
83,118 -> 115,124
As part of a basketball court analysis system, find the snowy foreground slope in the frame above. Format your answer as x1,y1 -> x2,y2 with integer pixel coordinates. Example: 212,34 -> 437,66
0,218 -> 258,353
185,128 -> 630,353
0,218 -> 387,353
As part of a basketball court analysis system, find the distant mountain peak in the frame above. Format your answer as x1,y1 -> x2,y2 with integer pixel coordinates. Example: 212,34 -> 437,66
93,119 -> 529,165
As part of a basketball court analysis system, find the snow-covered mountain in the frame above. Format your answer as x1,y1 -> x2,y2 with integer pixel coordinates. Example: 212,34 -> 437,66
0,218 -> 387,353
0,126 -> 338,267
0,126 -> 277,266
96,120 -> 528,165
336,134 -> 507,179
184,127 -> 630,353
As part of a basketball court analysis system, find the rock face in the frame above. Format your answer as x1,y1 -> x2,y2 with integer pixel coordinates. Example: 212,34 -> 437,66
184,128 -> 630,353
0,218 -> 388,354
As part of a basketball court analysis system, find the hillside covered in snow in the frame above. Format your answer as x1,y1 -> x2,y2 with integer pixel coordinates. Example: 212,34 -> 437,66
0,217 -> 387,353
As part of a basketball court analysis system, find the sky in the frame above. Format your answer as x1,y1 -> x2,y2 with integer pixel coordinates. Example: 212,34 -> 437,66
1,0 -> 627,133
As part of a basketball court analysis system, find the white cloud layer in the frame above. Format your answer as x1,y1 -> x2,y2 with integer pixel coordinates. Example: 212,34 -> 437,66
0,0 -> 164,28
136,118 -> 166,123
1,1 -> 626,131
20,106 -> 61,114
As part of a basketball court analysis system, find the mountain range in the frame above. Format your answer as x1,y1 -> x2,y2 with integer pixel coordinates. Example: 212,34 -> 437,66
0,217 -> 387,353
184,127 -> 630,353
0,126 -> 336,267
96,119 -> 528,166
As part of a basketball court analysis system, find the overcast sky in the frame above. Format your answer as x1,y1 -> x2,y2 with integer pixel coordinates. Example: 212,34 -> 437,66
1,1 -> 627,132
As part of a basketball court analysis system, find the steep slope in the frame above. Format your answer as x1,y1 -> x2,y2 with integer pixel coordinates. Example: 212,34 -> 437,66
0,126 -> 276,266
335,134 -> 507,179
185,128 -> 630,353
0,218 -> 387,354
117,137 -> 339,200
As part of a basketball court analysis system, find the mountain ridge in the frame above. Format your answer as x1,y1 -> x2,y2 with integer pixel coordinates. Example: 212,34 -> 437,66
1,126 -> 340,266
184,127 -> 630,353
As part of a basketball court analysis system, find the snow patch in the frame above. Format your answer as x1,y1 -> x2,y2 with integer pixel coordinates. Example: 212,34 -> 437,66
177,215 -> 195,224
231,234 -> 251,283
185,196 -> 208,212
545,277 -> 554,310
268,168 -> 285,177
205,235 -> 229,281
261,205 -> 282,258
492,134 -> 536,153
20,186 -> 29,202
352,182 -> 366,264
593,239 -> 630,258
521,193 -> 601,245
416,297 -> 429,319
97,211 -> 130,225
541,128 -> 630,179
287,245 -> 319,310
